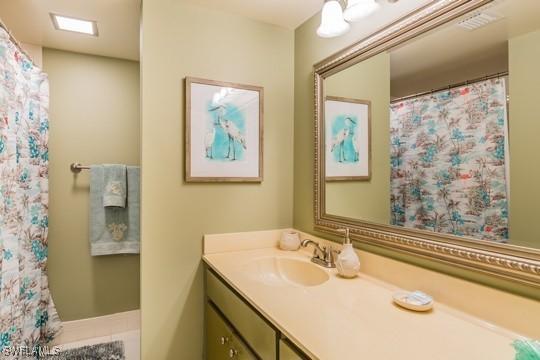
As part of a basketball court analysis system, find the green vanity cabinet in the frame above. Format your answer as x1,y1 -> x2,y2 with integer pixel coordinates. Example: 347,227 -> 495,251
205,268 -> 312,360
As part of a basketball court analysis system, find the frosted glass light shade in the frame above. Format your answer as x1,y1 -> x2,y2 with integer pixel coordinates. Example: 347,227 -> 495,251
317,1 -> 350,38
344,0 -> 380,22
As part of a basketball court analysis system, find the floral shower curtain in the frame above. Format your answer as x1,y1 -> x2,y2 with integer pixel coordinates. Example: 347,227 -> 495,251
390,78 -> 509,242
0,28 -> 61,350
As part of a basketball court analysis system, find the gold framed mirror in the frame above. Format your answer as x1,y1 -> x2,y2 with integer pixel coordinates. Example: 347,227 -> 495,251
314,0 -> 540,287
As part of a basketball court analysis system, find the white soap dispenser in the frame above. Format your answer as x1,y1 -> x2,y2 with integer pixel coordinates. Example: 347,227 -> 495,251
336,228 -> 360,278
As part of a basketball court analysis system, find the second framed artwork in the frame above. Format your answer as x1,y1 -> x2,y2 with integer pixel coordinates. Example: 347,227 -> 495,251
185,77 -> 263,182
324,96 -> 371,181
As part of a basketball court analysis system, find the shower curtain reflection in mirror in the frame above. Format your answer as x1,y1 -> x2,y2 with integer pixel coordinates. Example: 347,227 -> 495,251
390,78 -> 509,243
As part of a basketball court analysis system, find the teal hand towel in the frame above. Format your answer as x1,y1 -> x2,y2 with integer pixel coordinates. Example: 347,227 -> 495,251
103,164 -> 127,208
90,165 -> 140,256
513,339 -> 540,360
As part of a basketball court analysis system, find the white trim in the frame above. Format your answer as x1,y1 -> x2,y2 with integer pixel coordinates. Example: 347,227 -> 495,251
52,310 -> 140,345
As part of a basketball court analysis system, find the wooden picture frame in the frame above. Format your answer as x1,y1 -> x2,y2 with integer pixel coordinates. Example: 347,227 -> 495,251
185,77 -> 264,182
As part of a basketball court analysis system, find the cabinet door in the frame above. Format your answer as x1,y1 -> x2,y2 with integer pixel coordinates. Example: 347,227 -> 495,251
206,270 -> 276,359
206,302 -> 233,360
228,334 -> 257,360
206,302 -> 257,360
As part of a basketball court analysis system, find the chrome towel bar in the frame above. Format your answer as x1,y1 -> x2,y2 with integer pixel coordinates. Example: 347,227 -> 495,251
70,163 -> 90,173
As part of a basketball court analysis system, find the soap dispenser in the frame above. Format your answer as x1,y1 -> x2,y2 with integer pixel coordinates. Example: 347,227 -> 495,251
336,228 -> 360,278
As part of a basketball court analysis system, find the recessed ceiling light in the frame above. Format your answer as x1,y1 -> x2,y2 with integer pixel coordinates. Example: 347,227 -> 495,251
50,13 -> 98,36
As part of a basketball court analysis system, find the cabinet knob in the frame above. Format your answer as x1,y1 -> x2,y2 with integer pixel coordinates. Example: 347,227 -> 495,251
228,348 -> 238,358
220,336 -> 230,345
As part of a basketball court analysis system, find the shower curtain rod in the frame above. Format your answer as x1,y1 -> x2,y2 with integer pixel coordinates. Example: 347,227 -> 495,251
0,18 -> 37,66
391,71 -> 509,104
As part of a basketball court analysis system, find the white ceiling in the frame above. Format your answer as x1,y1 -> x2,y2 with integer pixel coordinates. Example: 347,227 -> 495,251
0,0 -> 140,61
182,0 -> 322,29
390,0 -> 540,81
0,0 -> 438,62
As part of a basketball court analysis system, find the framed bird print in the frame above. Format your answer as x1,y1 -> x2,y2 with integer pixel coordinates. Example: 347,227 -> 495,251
324,96 -> 371,181
185,77 -> 263,182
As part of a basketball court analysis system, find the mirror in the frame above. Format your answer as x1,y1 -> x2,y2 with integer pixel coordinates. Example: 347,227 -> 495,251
316,0 -> 540,285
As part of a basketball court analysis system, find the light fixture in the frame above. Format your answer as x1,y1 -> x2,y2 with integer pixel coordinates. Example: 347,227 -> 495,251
317,0 -> 350,38
344,0 -> 380,22
317,0 -> 392,38
50,13 -> 98,36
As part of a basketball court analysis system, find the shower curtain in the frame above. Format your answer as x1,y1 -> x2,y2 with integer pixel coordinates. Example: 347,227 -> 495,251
390,78 -> 509,242
0,28 -> 61,349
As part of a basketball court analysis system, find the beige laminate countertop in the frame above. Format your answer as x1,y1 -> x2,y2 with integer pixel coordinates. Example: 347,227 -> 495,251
203,247 -> 522,360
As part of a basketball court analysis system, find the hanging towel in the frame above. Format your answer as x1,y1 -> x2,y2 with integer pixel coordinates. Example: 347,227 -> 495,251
103,164 -> 127,207
90,165 -> 140,256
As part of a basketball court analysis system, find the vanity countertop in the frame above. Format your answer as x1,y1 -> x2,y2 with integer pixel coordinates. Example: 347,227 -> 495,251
203,245 -> 521,360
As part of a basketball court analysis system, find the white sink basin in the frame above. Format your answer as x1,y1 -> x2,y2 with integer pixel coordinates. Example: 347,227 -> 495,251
242,256 -> 329,287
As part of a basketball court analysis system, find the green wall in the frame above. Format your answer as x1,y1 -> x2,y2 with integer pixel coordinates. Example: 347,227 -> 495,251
293,10 -> 540,300
140,1 -> 294,359
45,49 -> 140,320
325,53 -> 390,222
509,29 -> 540,248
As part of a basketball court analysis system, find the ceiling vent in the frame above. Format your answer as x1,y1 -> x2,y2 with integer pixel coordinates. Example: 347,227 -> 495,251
456,12 -> 500,31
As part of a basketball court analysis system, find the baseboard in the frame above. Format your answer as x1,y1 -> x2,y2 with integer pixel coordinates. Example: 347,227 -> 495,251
52,310 -> 140,345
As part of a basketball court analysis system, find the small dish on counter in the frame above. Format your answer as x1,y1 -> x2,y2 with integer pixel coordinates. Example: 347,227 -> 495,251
393,290 -> 434,312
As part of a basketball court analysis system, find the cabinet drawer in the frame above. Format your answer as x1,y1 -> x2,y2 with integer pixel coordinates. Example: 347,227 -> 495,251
206,302 -> 256,360
206,269 -> 276,359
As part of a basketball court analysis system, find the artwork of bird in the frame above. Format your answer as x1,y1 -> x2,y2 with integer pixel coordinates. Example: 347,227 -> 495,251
345,117 -> 359,162
331,128 -> 350,163
220,118 -> 246,161
331,117 -> 358,163
204,127 -> 216,159
209,104 -> 226,125
208,99 -> 247,161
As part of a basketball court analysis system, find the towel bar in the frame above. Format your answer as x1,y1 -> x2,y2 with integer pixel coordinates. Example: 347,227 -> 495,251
70,163 -> 90,173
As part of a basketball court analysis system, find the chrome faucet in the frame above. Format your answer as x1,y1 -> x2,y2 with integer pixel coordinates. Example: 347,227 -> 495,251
301,239 -> 337,268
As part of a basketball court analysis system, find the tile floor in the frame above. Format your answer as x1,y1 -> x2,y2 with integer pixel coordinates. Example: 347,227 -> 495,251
57,330 -> 140,360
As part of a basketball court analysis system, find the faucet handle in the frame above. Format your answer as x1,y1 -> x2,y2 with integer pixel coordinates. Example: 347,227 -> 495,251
323,244 -> 338,263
